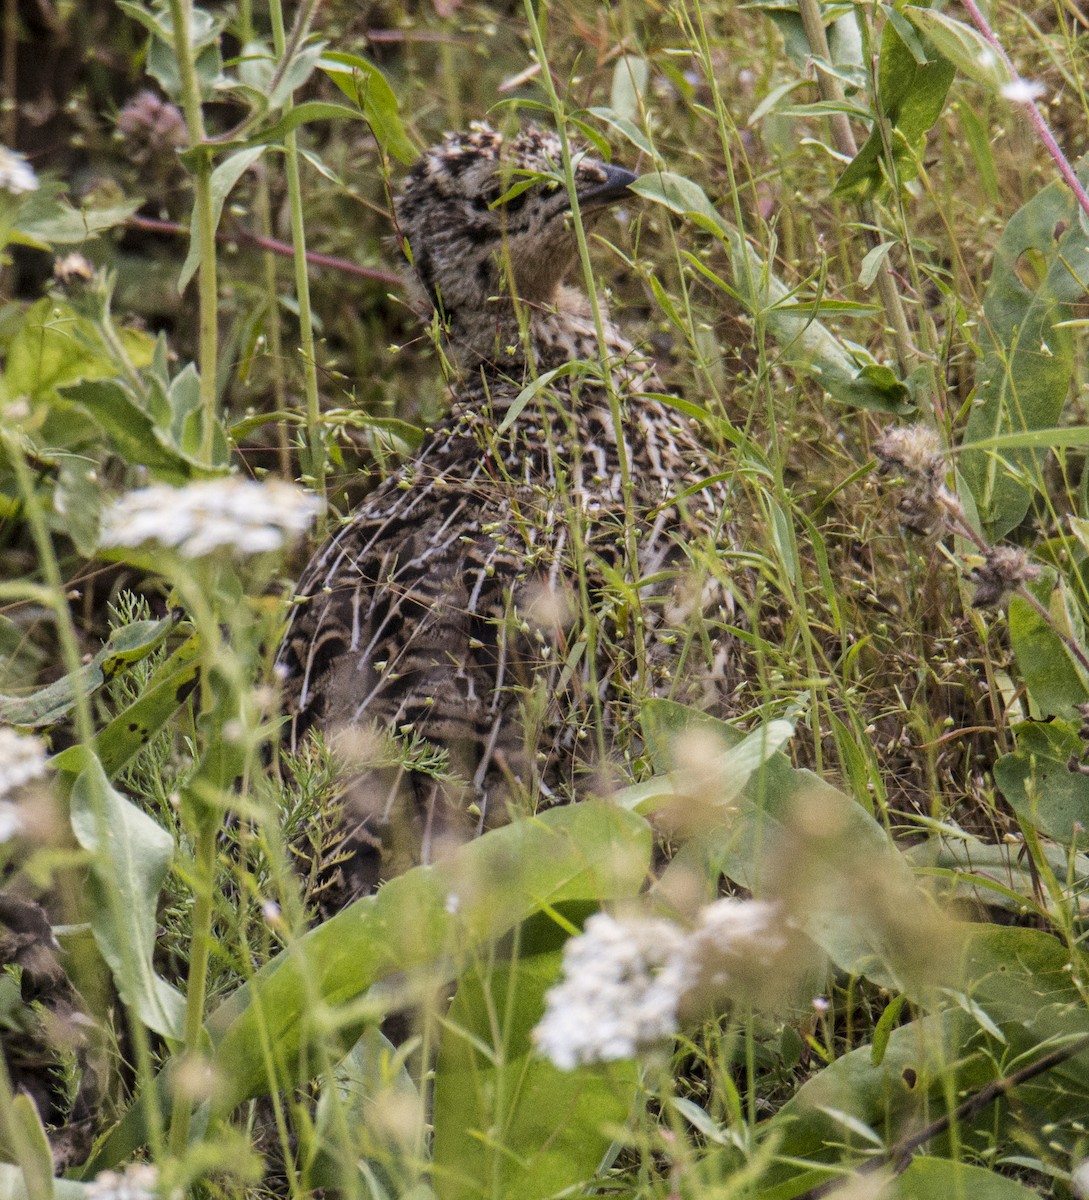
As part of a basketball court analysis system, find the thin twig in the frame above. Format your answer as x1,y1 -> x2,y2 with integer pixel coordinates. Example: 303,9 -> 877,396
125,214 -> 403,287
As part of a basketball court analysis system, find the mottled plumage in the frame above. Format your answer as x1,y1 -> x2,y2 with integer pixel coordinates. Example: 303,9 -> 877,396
277,124 -> 742,909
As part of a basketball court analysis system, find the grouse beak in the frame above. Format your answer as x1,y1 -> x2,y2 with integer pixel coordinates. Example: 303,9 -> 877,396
575,162 -> 639,211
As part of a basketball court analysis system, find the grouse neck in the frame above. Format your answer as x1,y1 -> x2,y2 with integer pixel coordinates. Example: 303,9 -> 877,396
444,283 -> 636,381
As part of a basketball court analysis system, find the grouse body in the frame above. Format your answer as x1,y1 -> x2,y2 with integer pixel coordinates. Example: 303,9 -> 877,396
277,124 -> 742,906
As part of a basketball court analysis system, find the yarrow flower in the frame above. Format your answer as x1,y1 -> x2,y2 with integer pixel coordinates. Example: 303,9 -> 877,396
85,1163 -> 160,1200
0,726 -> 48,801
1072,1159 -> 1089,1200
1000,78 -> 1046,105
0,146 -> 38,195
533,899 -> 805,1070
98,478 -> 323,559
532,912 -> 688,1070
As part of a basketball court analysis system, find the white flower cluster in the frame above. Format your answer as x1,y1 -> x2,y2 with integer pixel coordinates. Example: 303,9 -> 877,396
534,899 -> 792,1071
0,727 -> 48,839
99,477 -> 323,559
85,1163 -> 159,1200
532,912 -> 688,1070
0,146 -> 39,195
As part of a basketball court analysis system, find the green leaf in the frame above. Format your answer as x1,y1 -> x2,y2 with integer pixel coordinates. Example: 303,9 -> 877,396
1008,575 -> 1089,719
320,53 -> 416,164
993,730 -> 1089,849
433,945 -> 637,1200
53,456 -> 104,557
905,7 -> 1015,93
0,614 -> 178,727
834,14 -> 955,199
9,1094 -> 54,1200
891,1157 -> 1041,1200
13,195 -> 143,246
231,100 -> 368,154
959,169 -> 1089,537
205,802 -> 651,1112
61,380 -> 197,481
3,299 -> 154,416
179,146 -> 265,293
610,54 -> 648,122
0,1165 -> 87,1200
69,757 -> 186,1043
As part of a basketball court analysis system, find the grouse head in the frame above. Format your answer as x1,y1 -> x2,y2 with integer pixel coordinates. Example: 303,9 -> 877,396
394,123 -> 637,357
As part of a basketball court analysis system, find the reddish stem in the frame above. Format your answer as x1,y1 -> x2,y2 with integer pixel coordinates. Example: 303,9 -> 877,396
960,0 -> 1089,220
125,214 -> 404,288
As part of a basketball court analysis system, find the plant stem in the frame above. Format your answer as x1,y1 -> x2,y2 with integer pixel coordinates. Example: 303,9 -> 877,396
167,0 -> 220,465
1,432 -> 167,1157
269,0 -> 326,511
796,0 -> 918,377
168,818 -> 217,1156
959,0 -> 1089,220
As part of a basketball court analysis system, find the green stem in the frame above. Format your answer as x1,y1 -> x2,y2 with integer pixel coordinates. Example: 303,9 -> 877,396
2,431 -> 167,1157
796,0 -> 917,378
167,0 -> 220,465
168,818 -> 217,1156
269,0 -> 326,510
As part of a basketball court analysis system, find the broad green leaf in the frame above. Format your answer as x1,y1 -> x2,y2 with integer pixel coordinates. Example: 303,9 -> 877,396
320,53 -> 415,163
53,456 -> 104,557
0,614 -> 178,727
433,945 -> 637,1200
585,107 -> 656,158
179,146 -> 265,292
959,170 -> 1089,537
993,722 -> 1089,849
267,40 -> 326,111
87,633 -> 200,779
9,1094 -> 53,1200
0,1166 -> 86,1200
905,7 -> 1015,93
62,379 -> 197,481
1008,574 -> 1089,719
69,757 -> 186,1043
13,195 -> 143,246
205,802 -> 652,1112
640,700 -> 953,993
834,12 -> 955,199
497,363 -> 587,434
891,1157 -> 1041,1200
610,54 -> 648,122
3,299 -> 154,415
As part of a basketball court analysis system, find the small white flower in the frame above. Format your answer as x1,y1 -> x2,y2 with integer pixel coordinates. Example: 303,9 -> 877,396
0,801 -> 23,842
0,727 -> 48,801
1073,1160 -> 1089,1200
261,900 -> 282,925
532,912 -> 688,1070
99,477 -> 323,560
85,1163 -> 160,1200
1001,78 -> 1046,104
0,146 -> 38,194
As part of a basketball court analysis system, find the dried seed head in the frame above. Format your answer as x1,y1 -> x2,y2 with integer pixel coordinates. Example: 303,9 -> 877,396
873,424 -> 943,481
969,545 -> 1040,607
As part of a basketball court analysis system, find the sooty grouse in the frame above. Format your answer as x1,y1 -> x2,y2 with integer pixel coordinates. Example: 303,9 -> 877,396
277,123 -> 745,908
